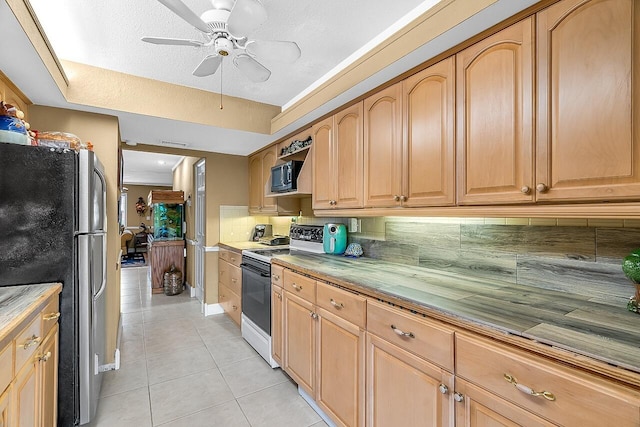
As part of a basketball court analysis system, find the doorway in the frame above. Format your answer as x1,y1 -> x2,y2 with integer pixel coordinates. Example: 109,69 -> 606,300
194,159 -> 206,306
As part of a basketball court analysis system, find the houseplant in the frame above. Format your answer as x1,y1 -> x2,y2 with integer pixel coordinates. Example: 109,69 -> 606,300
621,249 -> 640,314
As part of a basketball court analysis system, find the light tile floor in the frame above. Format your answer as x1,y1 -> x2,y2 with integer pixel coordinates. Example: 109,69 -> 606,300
89,266 -> 328,427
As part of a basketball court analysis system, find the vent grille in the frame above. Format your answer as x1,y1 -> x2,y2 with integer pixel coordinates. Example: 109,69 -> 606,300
208,21 -> 226,32
160,140 -> 188,147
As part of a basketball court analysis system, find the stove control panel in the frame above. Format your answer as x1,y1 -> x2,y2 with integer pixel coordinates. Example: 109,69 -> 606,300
289,224 -> 323,243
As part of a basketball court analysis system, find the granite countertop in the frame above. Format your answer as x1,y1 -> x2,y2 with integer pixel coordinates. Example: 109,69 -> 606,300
272,253 -> 640,377
0,283 -> 61,338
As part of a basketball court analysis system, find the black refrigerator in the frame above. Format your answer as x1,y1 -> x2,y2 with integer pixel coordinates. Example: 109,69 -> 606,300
0,142 -> 107,426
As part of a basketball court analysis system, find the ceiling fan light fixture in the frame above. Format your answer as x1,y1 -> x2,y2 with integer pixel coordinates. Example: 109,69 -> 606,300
200,8 -> 230,30
211,0 -> 234,12
214,37 -> 234,56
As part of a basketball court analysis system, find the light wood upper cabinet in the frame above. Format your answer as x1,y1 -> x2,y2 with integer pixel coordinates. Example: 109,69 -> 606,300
403,57 -> 456,207
248,146 -> 299,215
536,0 -> 640,201
364,83 -> 403,208
456,17 -> 535,205
312,102 -> 364,209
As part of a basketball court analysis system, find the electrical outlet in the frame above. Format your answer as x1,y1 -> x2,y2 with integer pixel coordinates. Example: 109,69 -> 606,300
348,218 -> 361,233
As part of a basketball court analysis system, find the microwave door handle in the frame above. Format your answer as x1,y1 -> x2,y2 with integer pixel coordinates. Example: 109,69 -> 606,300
287,166 -> 292,184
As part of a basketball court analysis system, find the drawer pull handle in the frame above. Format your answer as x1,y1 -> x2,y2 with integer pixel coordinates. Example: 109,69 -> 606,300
330,299 -> 344,309
232,305 -> 238,311
390,325 -> 414,339
43,312 -> 61,321
38,351 -> 52,362
504,374 -> 556,401
231,278 -> 237,283
22,335 -> 42,350
292,283 -> 302,291
272,274 -> 280,280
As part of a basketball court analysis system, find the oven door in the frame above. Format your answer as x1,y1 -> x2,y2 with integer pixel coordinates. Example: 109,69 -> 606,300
241,262 -> 272,335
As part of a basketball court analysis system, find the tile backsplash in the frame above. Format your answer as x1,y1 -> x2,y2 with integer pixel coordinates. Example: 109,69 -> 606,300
349,217 -> 640,306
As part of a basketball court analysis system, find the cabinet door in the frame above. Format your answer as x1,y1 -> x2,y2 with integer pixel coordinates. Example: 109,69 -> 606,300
366,333 -> 454,427
13,360 -> 38,427
454,379 -> 556,427
271,285 -> 284,366
334,102 -> 364,208
261,147 -> 278,212
316,308 -> 365,427
283,291 -> 316,396
248,154 -> 263,213
0,386 -> 11,427
403,57 -> 456,207
456,18 -> 535,205
39,326 -> 58,427
536,0 -> 640,201
364,83 -> 403,207
312,115 -> 335,209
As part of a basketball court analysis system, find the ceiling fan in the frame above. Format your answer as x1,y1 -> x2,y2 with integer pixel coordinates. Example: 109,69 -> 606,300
142,0 -> 301,83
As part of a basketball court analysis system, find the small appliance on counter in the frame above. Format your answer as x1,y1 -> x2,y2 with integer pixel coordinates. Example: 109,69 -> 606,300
323,223 -> 347,254
251,224 -> 273,241
259,235 -> 290,246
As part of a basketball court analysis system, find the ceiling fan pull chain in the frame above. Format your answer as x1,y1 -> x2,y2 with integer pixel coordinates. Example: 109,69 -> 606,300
220,60 -> 224,110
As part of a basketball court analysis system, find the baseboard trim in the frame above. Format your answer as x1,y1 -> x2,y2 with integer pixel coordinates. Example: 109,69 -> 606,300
204,303 -> 224,316
298,386 -> 336,427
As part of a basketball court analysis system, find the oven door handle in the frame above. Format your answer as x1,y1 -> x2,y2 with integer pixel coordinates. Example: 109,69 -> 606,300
240,263 -> 271,278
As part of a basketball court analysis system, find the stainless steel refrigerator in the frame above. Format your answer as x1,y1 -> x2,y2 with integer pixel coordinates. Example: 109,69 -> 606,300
0,142 -> 107,426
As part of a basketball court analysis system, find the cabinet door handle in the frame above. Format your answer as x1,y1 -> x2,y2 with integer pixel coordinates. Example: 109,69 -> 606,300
276,293 -> 282,300
400,195 -> 407,202
272,274 -> 280,280
504,374 -> 555,401
329,299 -> 344,309
390,324 -> 414,338
38,351 -> 52,362
310,312 -> 318,320
22,335 -> 42,350
438,384 -> 449,394
536,183 -> 549,193
521,186 -> 531,195
393,195 -> 400,202
453,392 -> 464,402
43,312 -> 61,321
291,283 -> 302,291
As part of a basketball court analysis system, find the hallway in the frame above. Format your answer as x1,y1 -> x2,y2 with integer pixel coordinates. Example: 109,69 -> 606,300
89,266 -> 328,426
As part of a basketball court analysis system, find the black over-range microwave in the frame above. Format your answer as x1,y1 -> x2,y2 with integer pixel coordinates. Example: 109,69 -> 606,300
271,160 -> 304,193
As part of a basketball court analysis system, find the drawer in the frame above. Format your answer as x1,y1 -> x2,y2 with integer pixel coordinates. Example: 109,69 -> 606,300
227,264 -> 242,295
218,259 -> 230,287
41,295 -> 60,338
15,315 -> 43,374
0,342 -> 13,395
271,264 -> 284,287
456,333 -> 640,427
366,299 -> 454,371
219,249 -> 230,263
316,281 -> 366,329
219,284 -> 241,326
283,269 -> 316,304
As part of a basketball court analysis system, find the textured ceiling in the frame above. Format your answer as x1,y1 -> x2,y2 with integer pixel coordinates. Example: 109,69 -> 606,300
28,0 -> 427,106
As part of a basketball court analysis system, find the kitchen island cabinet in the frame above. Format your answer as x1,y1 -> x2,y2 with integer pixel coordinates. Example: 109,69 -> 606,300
312,102 -> 364,210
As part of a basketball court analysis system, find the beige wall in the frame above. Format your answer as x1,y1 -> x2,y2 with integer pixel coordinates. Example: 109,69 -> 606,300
124,184 -> 171,228
29,105 -> 121,363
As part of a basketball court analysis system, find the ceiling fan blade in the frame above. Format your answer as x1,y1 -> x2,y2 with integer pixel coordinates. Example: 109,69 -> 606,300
227,0 -> 267,36
246,40 -> 301,63
233,54 -> 271,82
158,0 -> 211,33
142,37 -> 203,47
193,55 -> 223,77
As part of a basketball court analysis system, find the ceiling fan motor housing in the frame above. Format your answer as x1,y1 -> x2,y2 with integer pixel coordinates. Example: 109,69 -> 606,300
214,37 -> 234,56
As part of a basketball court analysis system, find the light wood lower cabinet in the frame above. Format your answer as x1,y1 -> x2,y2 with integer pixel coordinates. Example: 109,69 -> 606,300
366,332 -> 454,427
0,386 -> 11,427
39,325 -> 58,427
454,378 -> 555,427
218,249 -> 242,325
271,284 -> 284,366
283,291 -> 316,395
13,359 -> 38,427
